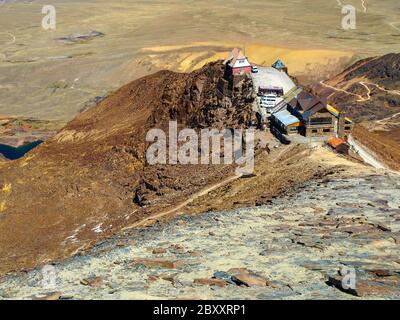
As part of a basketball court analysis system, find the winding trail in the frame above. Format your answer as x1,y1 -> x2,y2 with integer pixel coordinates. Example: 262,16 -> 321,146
362,81 -> 400,96
123,174 -> 243,230
375,111 -> 400,125
320,80 -> 400,103
361,0 -> 367,13
124,145 -> 291,230
336,0 -> 367,13
319,80 -> 368,102
358,82 -> 372,100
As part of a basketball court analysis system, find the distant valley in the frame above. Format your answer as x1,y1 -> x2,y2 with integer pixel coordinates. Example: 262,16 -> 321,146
1,0 -> 399,122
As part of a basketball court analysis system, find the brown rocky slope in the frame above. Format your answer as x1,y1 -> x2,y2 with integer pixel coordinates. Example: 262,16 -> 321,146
312,53 -> 400,121
0,61 -> 258,276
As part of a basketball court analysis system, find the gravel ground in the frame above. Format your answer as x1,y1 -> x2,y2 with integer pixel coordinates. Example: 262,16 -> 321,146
0,172 -> 399,300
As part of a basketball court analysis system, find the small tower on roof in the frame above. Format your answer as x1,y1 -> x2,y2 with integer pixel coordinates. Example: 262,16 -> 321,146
272,59 -> 288,74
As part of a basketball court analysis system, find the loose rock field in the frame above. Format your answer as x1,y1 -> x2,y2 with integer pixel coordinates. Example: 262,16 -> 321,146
1,172 -> 399,300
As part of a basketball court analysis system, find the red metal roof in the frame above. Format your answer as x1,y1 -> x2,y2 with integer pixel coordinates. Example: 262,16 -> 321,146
328,137 -> 346,149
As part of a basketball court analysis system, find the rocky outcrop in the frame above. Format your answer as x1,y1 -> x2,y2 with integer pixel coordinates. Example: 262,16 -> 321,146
0,62 -> 256,277
149,61 -> 256,129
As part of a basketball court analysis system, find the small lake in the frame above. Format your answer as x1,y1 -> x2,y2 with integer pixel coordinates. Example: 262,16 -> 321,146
0,140 -> 43,160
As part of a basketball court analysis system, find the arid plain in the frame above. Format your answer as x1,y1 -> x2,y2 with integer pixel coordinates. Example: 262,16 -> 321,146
1,0 -> 399,122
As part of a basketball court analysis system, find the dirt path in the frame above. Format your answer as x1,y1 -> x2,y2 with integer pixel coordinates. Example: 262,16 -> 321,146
320,79 -> 400,103
336,0 -> 367,13
375,111 -> 400,125
319,81 -> 368,102
359,82 -> 372,100
124,145 -> 292,230
361,0 -> 367,12
123,174 -> 243,230
361,81 -> 400,96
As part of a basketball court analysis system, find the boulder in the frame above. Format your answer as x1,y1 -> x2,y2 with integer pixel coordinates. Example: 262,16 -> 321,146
32,291 -> 62,300
327,275 -> 398,297
152,247 -> 167,254
373,223 -> 392,232
336,224 -> 380,235
80,276 -> 103,287
227,268 -> 269,287
169,244 -> 186,254
194,278 -> 227,288
367,269 -> 398,277
213,271 -> 234,284
146,275 -> 160,283
187,250 -> 202,257
132,258 -> 186,269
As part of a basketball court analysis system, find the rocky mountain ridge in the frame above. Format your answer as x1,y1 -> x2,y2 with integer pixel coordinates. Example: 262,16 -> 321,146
0,61 -> 257,276
312,53 -> 400,121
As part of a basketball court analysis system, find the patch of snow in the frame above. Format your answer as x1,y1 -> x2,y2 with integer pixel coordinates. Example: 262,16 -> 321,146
92,223 -> 103,234
63,224 -> 86,245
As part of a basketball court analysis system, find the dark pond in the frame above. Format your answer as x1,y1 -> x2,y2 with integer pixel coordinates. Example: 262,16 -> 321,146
0,140 -> 43,160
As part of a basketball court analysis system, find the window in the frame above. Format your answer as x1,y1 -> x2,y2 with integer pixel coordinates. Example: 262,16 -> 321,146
345,126 -> 351,130
310,117 -> 332,125
323,128 -> 331,133
312,129 -> 318,133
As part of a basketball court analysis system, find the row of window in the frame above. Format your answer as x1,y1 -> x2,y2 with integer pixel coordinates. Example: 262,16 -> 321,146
311,128 -> 331,133
310,117 -> 333,125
